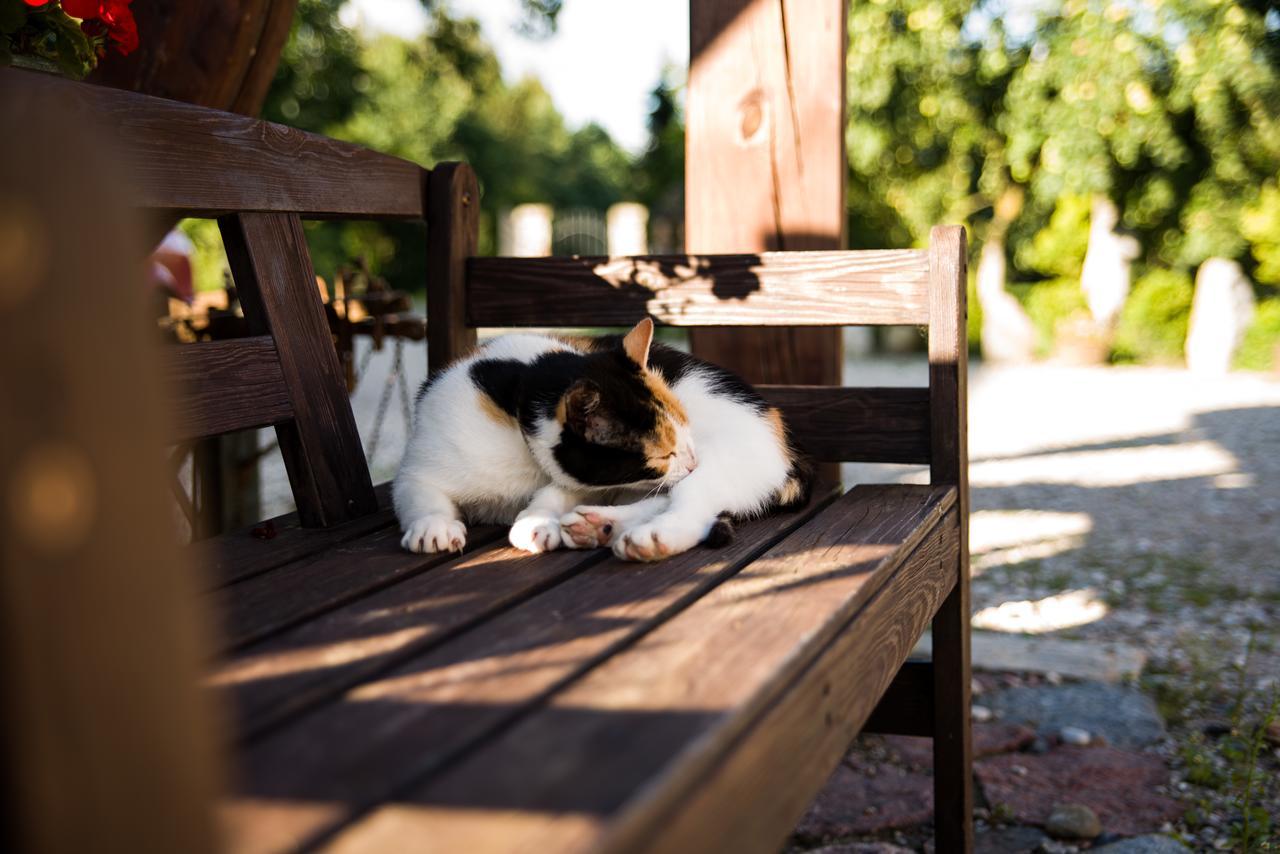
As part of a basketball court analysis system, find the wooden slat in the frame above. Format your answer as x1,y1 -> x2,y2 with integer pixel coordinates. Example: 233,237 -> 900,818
760,385 -> 931,463
214,524 -> 505,651
191,483 -> 396,590
219,495 -> 834,853
2,69 -> 425,219
427,163 -> 480,373
165,337 -> 293,441
927,224 -> 974,853
220,212 -> 378,527
621,511 -> 959,854
217,542 -> 611,741
467,250 -> 929,327
862,660 -> 934,737
322,485 -> 956,854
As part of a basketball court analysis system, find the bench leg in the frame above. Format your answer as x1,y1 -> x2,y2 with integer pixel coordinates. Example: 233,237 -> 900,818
932,579 -> 974,852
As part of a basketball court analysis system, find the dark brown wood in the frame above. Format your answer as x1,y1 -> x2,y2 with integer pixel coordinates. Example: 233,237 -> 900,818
323,486 -> 955,853
686,0 -> 847,386
624,511 -> 958,854
165,337 -> 293,441
428,163 -> 481,373
216,524 -> 504,651
863,660 -> 934,737
760,385 -> 931,463
0,91 -> 220,853
220,496 -> 833,851
467,250 -> 928,328
1,70 -> 425,219
927,224 -> 974,853
191,483 -> 396,590
218,541 -> 611,740
89,0 -> 299,117
219,212 -> 378,527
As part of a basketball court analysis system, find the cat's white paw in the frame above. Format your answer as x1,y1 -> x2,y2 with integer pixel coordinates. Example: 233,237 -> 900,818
401,516 -> 467,554
613,516 -> 703,562
559,506 -> 619,548
509,514 -> 563,553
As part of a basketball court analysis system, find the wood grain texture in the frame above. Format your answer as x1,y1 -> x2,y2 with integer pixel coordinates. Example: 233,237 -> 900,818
927,224 -> 974,853
0,91 -> 221,853
164,337 -> 293,441
686,0 -> 848,384
427,163 -> 480,373
760,385 -> 930,463
214,524 -> 504,651
862,659 -> 934,737
468,250 -> 927,328
221,496 -> 833,854
2,69 -> 424,219
323,486 -> 955,854
219,542 -> 611,741
88,0 -> 298,117
220,212 -> 378,527
191,483 -> 396,590
623,511 -> 959,854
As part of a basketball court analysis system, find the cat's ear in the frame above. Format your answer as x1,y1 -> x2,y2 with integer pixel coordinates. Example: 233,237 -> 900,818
563,379 -> 602,436
622,317 -> 654,368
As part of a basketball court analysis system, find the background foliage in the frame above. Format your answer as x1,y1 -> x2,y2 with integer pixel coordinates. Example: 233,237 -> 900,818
188,0 -> 1280,369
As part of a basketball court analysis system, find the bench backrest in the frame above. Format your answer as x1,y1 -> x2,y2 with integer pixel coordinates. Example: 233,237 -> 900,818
8,70 -> 448,528
17,69 -> 966,529
452,238 -> 969,484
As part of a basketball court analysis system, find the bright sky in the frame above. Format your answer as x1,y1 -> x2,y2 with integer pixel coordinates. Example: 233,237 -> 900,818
340,0 -> 689,153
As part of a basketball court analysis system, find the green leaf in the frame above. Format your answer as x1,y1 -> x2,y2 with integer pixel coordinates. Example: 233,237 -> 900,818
0,3 -> 26,34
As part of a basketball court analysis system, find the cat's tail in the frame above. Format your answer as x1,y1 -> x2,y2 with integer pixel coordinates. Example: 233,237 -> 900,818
702,512 -> 735,548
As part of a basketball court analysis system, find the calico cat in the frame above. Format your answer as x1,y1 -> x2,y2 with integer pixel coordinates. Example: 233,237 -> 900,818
393,318 -> 812,562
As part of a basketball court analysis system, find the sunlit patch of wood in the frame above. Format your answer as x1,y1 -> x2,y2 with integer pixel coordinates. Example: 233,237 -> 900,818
0,200 -> 47,310
7,441 -> 96,555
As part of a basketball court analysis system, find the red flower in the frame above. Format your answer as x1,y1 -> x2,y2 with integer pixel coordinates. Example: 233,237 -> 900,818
72,0 -> 138,57
23,1 -> 50,7
61,0 -> 99,16
99,1 -> 137,55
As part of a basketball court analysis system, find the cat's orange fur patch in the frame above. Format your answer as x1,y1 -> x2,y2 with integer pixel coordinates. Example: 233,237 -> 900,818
643,370 -> 688,424
479,392 -> 516,427
775,475 -> 805,506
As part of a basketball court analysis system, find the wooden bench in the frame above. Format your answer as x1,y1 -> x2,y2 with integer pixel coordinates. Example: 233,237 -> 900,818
8,71 -> 973,853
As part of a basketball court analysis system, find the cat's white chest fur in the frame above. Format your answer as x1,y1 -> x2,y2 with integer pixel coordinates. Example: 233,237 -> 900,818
397,335 -> 563,524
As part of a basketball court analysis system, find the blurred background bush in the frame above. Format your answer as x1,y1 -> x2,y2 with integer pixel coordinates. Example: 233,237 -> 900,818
181,0 -> 1280,371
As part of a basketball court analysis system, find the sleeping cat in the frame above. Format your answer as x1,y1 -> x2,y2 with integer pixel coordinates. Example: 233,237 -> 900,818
393,318 -> 812,562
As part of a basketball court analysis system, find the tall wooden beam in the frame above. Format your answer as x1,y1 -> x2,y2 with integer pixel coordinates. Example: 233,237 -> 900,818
687,0 -> 847,387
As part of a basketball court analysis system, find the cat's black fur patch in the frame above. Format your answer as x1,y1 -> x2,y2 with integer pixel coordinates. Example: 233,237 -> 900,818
469,359 -> 524,418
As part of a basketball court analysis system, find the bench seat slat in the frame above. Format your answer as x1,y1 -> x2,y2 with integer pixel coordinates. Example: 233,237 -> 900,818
216,523 -> 505,651
468,250 -> 930,327
193,484 -> 395,590
216,541 -> 611,741
219,494 -> 833,853
322,484 -> 956,854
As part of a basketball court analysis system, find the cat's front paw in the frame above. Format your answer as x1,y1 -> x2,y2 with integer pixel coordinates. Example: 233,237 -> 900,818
613,516 -> 703,562
401,516 -> 467,554
509,514 -> 562,553
559,507 -> 618,548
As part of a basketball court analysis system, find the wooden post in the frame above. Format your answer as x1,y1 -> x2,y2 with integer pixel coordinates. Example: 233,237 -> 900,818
686,0 -> 846,387
426,163 -> 481,375
927,225 -> 974,852
0,78 -> 222,854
